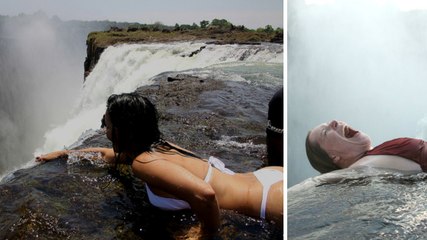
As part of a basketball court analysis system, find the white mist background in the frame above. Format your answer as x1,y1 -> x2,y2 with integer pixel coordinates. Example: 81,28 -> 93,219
0,15 -> 85,177
288,0 -> 427,186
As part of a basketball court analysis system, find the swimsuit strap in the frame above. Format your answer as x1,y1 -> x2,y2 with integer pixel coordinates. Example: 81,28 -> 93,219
204,163 -> 213,183
208,156 -> 235,175
204,156 -> 234,183
260,187 -> 268,219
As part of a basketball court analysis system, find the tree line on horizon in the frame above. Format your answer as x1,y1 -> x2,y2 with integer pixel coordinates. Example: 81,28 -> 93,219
0,12 -> 283,42
123,18 -> 282,35
0,12 -> 282,33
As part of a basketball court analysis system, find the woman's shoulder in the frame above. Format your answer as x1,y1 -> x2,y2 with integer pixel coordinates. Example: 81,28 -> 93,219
132,149 -> 189,168
133,151 -> 168,164
131,152 -> 176,179
162,141 -> 200,157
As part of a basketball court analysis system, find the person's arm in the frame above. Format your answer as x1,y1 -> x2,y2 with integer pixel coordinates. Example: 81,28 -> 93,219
132,159 -> 220,235
36,148 -> 116,164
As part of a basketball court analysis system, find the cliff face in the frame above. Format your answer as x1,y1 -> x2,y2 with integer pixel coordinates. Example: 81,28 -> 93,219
83,36 -> 106,79
83,28 -> 283,80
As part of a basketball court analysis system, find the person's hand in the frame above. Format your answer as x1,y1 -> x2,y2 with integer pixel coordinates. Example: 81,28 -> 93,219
35,150 -> 68,162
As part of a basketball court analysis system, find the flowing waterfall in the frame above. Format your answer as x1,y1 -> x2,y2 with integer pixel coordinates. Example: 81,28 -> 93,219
34,42 -> 283,158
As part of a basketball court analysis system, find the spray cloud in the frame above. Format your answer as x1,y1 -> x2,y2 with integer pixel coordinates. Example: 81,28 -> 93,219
0,13 -> 85,176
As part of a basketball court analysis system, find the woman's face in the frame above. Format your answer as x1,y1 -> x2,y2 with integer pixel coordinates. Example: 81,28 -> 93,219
309,120 -> 372,168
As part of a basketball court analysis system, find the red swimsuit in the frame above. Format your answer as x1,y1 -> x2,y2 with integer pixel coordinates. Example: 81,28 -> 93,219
364,137 -> 427,171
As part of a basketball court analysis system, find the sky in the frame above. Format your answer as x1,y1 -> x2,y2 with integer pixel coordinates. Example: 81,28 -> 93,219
0,0 -> 284,29
306,0 -> 427,11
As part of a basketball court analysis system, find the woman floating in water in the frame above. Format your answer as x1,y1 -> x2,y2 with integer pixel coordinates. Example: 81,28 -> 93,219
36,92 -> 283,236
306,120 -> 426,173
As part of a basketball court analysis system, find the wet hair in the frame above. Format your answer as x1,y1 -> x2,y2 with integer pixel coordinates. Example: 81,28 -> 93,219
267,87 -> 283,131
106,92 -> 202,165
305,131 -> 340,173
106,93 -> 161,161
266,87 -> 283,166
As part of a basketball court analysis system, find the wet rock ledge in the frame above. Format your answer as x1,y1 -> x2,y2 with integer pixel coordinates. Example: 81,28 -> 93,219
0,72 -> 281,239
136,73 -> 272,171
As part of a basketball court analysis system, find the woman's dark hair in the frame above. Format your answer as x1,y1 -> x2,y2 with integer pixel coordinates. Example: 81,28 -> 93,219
305,131 -> 340,173
107,93 -> 161,160
266,87 -> 283,166
106,92 -> 201,165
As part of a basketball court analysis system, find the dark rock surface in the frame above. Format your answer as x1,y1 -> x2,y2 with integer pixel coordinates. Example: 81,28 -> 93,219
137,73 -> 274,172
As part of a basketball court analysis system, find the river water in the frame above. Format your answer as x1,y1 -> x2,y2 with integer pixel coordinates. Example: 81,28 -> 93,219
288,167 -> 427,239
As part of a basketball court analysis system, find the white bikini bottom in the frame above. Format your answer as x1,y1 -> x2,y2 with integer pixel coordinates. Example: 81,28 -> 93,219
253,169 -> 283,219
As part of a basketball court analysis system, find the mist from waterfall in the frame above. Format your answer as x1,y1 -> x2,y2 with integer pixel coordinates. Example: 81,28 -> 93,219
0,13 -> 86,177
288,0 -> 427,186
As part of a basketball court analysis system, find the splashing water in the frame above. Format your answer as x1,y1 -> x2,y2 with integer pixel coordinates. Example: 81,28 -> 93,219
289,167 -> 427,239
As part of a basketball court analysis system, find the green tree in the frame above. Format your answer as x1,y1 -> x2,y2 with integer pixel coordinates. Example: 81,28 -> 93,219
200,20 -> 209,29
264,25 -> 274,33
174,23 -> 180,31
152,21 -> 164,31
210,19 -> 232,29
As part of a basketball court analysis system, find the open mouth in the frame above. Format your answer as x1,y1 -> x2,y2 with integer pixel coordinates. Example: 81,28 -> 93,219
344,126 -> 359,138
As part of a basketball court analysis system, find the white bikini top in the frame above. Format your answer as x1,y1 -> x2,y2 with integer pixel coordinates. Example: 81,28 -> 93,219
145,156 -> 235,211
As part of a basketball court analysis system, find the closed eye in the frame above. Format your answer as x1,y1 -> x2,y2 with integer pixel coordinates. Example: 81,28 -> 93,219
321,128 -> 327,137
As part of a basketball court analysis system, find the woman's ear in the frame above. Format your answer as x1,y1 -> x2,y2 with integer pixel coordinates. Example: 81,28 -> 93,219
331,155 -> 341,164
326,149 -> 341,164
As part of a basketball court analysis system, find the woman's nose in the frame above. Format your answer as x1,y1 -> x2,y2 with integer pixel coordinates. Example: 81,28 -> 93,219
328,120 -> 338,129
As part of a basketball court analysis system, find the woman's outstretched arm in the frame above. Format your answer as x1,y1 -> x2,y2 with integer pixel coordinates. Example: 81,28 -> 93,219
35,148 -> 116,164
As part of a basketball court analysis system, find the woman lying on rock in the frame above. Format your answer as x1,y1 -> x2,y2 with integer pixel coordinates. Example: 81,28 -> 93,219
36,92 -> 283,237
306,120 -> 426,174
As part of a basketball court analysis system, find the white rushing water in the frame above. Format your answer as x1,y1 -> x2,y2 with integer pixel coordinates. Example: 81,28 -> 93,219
34,42 -> 283,160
